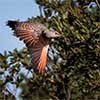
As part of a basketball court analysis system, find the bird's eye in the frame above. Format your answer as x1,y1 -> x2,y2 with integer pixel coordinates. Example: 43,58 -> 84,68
55,32 -> 59,34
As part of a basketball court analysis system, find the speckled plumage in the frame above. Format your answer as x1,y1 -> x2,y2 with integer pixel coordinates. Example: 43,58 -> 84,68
7,20 -> 61,73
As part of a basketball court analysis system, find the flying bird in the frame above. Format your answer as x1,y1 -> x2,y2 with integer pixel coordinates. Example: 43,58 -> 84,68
7,20 -> 61,73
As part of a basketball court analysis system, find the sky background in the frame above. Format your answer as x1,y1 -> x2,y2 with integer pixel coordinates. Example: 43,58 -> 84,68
0,0 -> 40,53
0,1 -> 40,99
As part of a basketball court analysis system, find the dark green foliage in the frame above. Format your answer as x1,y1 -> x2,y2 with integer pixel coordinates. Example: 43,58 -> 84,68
0,0 -> 100,100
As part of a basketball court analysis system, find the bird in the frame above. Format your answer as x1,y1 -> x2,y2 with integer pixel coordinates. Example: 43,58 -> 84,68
7,20 -> 61,74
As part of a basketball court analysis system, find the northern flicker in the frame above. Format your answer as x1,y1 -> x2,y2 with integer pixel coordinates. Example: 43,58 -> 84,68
7,20 -> 61,73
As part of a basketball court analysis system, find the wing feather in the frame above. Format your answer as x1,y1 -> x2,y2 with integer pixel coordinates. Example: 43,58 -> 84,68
28,39 -> 49,73
38,45 -> 49,73
14,29 -> 38,46
8,21 -> 49,73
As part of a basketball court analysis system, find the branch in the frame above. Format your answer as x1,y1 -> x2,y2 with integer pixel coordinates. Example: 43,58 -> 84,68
49,93 -> 60,100
96,0 -> 100,8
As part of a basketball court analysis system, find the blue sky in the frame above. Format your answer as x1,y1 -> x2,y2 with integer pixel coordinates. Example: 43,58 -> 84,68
0,0 -> 40,53
0,1 -> 40,99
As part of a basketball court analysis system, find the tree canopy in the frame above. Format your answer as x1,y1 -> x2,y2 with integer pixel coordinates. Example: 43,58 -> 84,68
0,0 -> 100,100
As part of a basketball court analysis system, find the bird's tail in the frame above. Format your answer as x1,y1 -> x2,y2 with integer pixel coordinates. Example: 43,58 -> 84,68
6,20 -> 18,30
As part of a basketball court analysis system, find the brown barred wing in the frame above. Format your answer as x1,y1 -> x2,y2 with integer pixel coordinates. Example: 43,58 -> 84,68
7,21 -> 39,46
7,20 -> 49,73
14,29 -> 39,47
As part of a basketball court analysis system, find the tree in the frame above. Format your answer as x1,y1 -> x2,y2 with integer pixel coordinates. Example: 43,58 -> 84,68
0,0 -> 100,100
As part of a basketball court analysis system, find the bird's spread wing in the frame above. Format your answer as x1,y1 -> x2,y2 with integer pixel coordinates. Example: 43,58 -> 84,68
13,22 -> 39,46
7,21 -> 49,73
28,41 -> 49,73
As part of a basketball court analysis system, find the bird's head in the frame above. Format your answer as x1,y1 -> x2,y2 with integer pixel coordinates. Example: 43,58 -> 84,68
43,29 -> 61,38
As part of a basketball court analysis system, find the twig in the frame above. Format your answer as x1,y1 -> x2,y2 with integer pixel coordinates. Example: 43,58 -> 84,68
96,0 -> 100,8
49,93 -> 60,100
